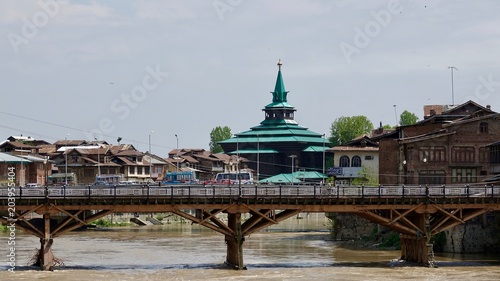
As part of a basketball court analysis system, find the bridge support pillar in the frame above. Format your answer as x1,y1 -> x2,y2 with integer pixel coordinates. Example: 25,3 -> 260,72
225,213 -> 246,270
399,214 -> 435,267
38,214 -> 54,271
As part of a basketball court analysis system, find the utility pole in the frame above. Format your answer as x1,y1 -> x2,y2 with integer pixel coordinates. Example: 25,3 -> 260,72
448,66 -> 458,105
393,105 -> 398,126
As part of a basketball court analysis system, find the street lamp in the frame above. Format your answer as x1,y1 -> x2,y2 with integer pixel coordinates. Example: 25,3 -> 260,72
236,132 -> 240,187
95,138 -> 101,177
257,133 -> 260,183
322,133 -> 326,184
403,160 -> 407,185
423,157 -> 428,185
149,131 -> 153,182
65,134 -> 69,185
175,134 -> 179,172
289,155 -> 297,185
43,156 -> 48,187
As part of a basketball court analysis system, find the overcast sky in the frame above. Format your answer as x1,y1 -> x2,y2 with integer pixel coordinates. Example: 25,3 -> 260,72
1,0 -> 499,156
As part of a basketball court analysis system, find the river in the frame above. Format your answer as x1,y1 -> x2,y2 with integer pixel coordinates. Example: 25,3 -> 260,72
2,214 -> 500,281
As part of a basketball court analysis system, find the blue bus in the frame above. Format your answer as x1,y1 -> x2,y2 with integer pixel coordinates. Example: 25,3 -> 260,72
163,171 -> 197,184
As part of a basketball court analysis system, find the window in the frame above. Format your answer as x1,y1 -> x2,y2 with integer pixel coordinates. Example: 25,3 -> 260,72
480,122 -> 489,134
137,166 -> 143,175
419,170 -> 446,185
479,147 -> 489,163
491,145 -> 500,164
452,168 -> 477,183
451,147 -> 475,163
364,155 -> 374,160
129,166 -> 135,175
351,156 -> 362,167
419,146 -> 446,162
339,156 -> 350,167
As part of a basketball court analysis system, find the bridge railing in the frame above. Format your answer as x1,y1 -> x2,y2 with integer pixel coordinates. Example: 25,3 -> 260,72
1,184 -> 500,201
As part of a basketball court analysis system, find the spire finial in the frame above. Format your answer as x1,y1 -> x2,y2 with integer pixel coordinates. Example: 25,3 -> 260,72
277,59 -> 282,71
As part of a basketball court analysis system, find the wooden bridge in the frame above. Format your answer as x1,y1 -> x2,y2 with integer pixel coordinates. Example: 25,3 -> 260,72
1,184 -> 500,270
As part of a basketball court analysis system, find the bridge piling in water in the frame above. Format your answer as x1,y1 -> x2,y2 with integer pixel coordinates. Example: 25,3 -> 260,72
399,213 -> 435,267
38,214 -> 54,270
225,213 -> 246,270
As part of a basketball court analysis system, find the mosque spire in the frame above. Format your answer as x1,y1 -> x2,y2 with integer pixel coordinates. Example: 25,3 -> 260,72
272,59 -> 288,103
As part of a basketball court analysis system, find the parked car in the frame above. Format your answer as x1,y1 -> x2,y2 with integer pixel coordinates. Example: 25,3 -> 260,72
118,181 -> 137,185
93,181 -> 110,186
24,183 -> 40,188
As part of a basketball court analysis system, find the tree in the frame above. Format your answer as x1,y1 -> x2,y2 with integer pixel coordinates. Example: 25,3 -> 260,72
399,110 -> 419,126
329,116 -> 373,146
209,126 -> 232,153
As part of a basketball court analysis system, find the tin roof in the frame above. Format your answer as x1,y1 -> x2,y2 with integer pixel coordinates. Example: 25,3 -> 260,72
0,152 -> 33,164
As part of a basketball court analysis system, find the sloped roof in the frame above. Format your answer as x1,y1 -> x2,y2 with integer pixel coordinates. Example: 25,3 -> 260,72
0,141 -> 36,149
259,171 -> 325,183
259,173 -> 302,184
0,152 -> 33,164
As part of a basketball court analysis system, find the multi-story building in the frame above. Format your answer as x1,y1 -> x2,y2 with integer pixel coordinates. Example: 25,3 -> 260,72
378,100 -> 500,185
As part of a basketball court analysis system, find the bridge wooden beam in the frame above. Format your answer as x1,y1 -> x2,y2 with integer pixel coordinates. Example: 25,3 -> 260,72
52,209 -> 113,238
51,210 -> 84,235
431,207 -> 489,235
243,209 -> 302,236
12,210 -> 45,238
171,209 -> 235,237
354,210 -> 421,235
203,210 -> 234,235
241,209 -> 273,234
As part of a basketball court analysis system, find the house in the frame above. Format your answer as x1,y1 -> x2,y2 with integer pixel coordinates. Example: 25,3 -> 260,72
0,141 -> 51,186
378,100 -> 500,185
144,152 -> 170,182
166,148 -> 249,182
328,134 -> 381,186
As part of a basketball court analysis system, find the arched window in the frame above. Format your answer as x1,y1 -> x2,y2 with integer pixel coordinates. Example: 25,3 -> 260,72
339,156 -> 350,167
352,156 -> 362,167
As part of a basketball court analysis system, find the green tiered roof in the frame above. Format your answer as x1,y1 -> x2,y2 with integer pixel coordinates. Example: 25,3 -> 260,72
220,60 -> 326,152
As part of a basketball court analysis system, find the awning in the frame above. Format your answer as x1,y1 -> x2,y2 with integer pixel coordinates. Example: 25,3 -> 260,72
259,173 -> 302,184
302,146 -> 327,152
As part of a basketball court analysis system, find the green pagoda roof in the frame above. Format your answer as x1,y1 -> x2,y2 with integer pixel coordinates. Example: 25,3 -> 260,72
219,60 -> 330,149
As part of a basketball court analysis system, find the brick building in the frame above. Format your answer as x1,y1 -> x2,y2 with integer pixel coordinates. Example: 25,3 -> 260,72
379,100 -> 500,185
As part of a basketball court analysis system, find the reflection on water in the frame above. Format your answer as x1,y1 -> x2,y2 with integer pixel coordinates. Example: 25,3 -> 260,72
1,214 -> 499,281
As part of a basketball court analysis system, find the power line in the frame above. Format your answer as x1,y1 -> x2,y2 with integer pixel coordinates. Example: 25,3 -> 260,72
0,110 -> 175,151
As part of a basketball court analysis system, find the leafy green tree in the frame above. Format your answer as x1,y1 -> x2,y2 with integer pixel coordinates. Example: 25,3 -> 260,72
329,116 -> 373,146
209,126 -> 232,153
399,110 -> 419,126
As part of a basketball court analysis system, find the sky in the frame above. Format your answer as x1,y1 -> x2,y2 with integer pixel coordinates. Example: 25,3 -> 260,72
1,0 -> 500,157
